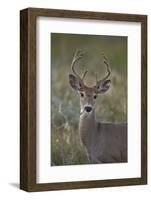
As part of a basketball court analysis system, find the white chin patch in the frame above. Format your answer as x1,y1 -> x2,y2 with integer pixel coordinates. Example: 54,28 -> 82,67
80,109 -> 85,115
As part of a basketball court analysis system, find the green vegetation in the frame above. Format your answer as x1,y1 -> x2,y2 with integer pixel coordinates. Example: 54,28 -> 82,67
51,33 -> 127,166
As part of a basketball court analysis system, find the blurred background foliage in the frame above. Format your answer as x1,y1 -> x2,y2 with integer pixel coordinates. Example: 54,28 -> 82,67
51,33 -> 127,166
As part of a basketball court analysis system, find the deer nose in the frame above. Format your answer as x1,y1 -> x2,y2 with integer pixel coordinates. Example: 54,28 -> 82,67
84,106 -> 92,113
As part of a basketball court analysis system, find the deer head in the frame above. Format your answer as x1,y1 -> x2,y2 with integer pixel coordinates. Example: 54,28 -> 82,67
69,50 -> 111,114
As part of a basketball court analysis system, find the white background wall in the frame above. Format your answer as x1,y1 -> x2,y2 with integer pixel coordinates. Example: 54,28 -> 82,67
0,0 -> 150,199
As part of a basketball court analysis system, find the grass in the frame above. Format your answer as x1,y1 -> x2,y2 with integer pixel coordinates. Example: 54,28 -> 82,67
51,33 -> 127,166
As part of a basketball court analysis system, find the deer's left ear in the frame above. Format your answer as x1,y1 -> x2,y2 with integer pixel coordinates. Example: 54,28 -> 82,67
97,80 -> 111,94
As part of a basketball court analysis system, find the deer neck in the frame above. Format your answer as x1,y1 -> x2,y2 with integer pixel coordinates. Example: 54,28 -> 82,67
79,109 -> 97,146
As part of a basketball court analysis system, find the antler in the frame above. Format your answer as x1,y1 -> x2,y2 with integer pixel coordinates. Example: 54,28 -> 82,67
71,51 -> 111,92
101,54 -> 111,81
71,50 -> 88,84
95,54 -> 111,85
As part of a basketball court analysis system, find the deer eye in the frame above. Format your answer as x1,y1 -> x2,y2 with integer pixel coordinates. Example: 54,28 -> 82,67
93,95 -> 97,99
80,93 -> 84,98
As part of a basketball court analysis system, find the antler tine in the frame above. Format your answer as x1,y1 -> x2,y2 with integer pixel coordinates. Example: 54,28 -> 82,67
82,70 -> 88,81
101,54 -> 111,81
71,50 -> 84,80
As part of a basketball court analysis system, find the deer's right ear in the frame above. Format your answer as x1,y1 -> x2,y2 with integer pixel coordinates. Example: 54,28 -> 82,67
69,74 -> 82,91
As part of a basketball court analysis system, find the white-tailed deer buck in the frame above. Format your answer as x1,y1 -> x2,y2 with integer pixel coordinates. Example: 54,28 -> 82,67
69,50 -> 127,164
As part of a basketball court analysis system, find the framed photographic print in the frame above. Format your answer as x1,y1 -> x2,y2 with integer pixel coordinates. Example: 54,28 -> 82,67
20,8 -> 147,191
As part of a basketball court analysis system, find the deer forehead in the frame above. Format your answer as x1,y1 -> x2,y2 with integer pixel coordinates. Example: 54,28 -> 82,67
81,87 -> 96,95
